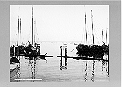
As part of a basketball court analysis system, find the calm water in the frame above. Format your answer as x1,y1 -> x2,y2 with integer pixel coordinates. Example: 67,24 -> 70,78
10,42 -> 109,82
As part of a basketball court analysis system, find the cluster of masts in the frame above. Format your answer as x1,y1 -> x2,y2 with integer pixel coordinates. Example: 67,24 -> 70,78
15,6 -> 108,46
84,9 -> 108,45
17,16 -> 21,46
16,6 -> 37,47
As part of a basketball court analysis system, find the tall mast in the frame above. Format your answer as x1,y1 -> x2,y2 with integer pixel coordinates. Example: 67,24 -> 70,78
20,18 -> 21,45
34,20 -> 36,45
91,10 -> 94,45
85,12 -> 87,44
18,7 -> 20,46
18,16 -> 19,35
84,5 -> 87,45
106,28 -> 107,45
32,6 -> 33,45
18,16 -> 19,46
102,29 -> 103,43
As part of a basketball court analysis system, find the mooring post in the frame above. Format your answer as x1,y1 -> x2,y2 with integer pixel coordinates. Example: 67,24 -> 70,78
108,54 -> 109,77
60,46 -> 62,70
13,45 -> 15,56
65,46 -> 67,69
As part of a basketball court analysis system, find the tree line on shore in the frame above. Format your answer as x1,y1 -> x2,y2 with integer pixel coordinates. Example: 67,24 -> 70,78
76,43 -> 109,59
10,43 -> 109,59
10,43 -> 40,57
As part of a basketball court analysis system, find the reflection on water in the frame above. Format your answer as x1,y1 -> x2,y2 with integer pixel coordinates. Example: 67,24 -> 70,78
11,56 -> 109,82
10,42 -> 109,82
84,61 -> 87,81
91,60 -> 95,82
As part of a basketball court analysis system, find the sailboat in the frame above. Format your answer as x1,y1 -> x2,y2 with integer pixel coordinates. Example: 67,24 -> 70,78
23,6 -> 48,61
24,6 -> 39,60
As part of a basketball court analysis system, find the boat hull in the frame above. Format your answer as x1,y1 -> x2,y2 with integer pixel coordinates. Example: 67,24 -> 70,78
10,65 -> 19,81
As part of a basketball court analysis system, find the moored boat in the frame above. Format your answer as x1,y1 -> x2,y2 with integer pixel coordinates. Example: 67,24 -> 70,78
10,56 -> 20,80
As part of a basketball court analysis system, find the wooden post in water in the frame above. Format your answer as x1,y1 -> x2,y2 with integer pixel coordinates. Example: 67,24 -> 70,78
65,47 -> 67,69
108,53 -> 109,77
60,46 -> 62,70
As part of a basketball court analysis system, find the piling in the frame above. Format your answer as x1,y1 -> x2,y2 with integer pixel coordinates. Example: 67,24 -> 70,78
108,53 -> 109,76
65,47 -> 67,67
60,46 -> 62,70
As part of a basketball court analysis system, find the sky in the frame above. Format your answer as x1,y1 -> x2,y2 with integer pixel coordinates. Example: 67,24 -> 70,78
10,5 -> 109,45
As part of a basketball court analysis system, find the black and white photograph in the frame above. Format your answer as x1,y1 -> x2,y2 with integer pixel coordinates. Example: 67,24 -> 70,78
10,5 -> 109,82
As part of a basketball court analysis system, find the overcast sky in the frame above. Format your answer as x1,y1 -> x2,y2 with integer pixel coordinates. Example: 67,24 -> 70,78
10,5 -> 109,45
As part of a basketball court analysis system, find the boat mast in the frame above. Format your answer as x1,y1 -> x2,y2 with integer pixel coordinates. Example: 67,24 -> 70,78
32,6 -> 34,46
84,5 -> 87,45
18,7 -> 21,46
91,10 -> 94,45
18,16 -> 19,46
106,28 -> 107,45
20,18 -> 21,45
34,20 -> 36,45
102,29 -> 103,43
85,12 -> 87,44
